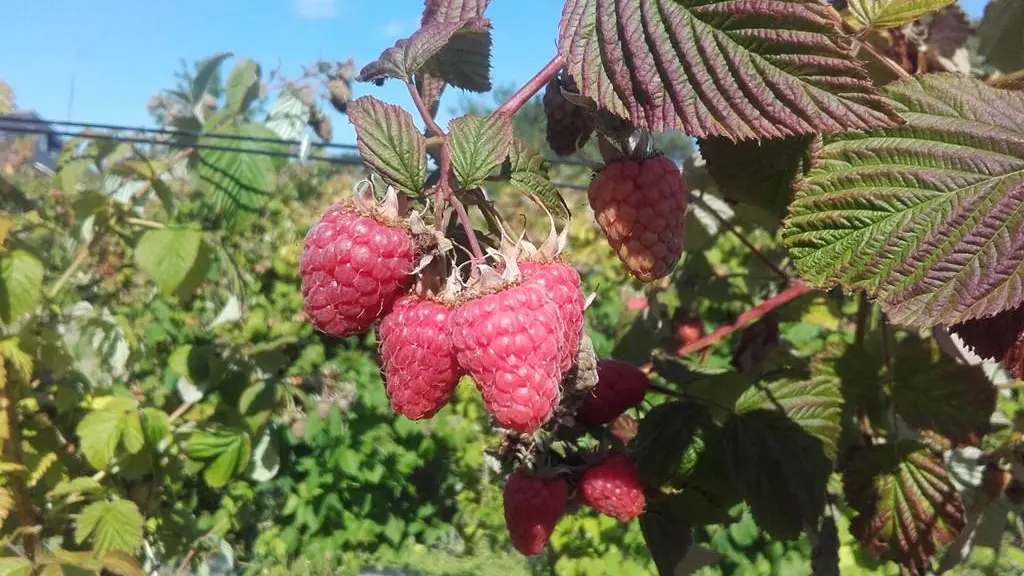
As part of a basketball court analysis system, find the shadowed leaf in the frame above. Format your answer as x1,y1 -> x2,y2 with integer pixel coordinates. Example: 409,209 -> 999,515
782,75 -> 1024,328
500,138 -> 570,221
359,18 -> 490,85
977,0 -> 1024,73
843,441 -> 965,575
950,303 -> 1024,380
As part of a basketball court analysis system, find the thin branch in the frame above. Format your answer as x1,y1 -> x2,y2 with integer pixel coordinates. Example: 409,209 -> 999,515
46,241 -> 91,299
125,217 -> 165,229
407,82 -> 445,137
495,55 -> 564,117
690,193 -> 789,283
676,281 -> 815,357
854,293 -> 871,348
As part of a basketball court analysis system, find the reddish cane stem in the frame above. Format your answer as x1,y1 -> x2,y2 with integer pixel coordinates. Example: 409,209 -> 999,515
407,82 -> 445,137
494,55 -> 564,117
676,281 -> 814,357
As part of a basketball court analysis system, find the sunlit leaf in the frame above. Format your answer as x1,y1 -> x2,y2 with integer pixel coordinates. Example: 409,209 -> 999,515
782,75 -> 1024,328
347,96 -> 428,195
557,0 -> 901,141
225,59 -> 261,114
0,249 -> 44,323
501,138 -> 570,221
446,113 -> 512,189
133,227 -> 204,296
74,499 -> 144,556
848,0 -> 956,30
197,123 -> 284,226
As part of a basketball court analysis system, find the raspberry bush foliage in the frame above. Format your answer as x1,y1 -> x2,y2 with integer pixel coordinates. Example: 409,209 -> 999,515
5,0 -> 1024,575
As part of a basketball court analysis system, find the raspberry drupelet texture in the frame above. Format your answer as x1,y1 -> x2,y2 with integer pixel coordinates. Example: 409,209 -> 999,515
503,471 -> 568,556
587,156 -> 688,282
378,295 -> 463,420
579,453 -> 646,521
578,359 -> 650,425
449,283 -> 565,433
300,203 -> 415,338
520,260 -> 586,378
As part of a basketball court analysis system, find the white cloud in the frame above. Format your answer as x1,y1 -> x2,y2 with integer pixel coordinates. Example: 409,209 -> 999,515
380,19 -> 408,38
294,0 -> 337,19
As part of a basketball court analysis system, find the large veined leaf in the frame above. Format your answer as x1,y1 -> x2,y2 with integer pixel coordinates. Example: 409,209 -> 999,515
557,0 -> 902,141
187,430 -> 252,488
347,96 -> 428,195
74,499 -> 145,555
977,0 -> 1024,73
0,249 -> 44,323
76,398 -> 141,470
782,75 -> 1024,328
951,303 -> 1024,380
417,0 -> 493,92
192,52 -> 233,104
848,0 -> 956,30
225,59 -> 261,114
197,123 -> 283,225
265,84 -> 313,141
843,441 -> 965,574
133,227 -> 204,296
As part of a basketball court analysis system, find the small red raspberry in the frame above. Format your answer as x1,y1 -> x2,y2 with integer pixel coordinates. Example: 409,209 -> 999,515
520,259 -> 585,377
300,202 -> 415,337
578,359 -> 650,425
579,453 -> 646,521
587,156 -> 687,282
378,295 -> 463,420
450,283 -> 564,432
503,471 -> 568,556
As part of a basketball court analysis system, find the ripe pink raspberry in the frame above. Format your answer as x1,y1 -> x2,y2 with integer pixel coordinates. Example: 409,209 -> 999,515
503,471 -> 568,556
587,156 -> 687,282
449,283 -> 565,432
378,295 -> 463,420
520,259 -> 585,377
579,453 -> 646,521
578,359 -> 650,425
300,202 -> 415,337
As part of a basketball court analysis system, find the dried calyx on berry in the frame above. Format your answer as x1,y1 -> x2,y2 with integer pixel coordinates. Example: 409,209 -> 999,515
587,133 -> 689,282
300,182 -> 416,338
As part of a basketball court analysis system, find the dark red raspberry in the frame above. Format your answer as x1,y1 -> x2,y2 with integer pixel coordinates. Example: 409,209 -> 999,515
300,202 -> 415,337
543,71 -> 593,157
579,453 -> 646,521
449,283 -> 565,432
378,295 -> 463,420
578,359 -> 650,425
520,259 -> 585,377
587,156 -> 688,282
503,471 -> 568,556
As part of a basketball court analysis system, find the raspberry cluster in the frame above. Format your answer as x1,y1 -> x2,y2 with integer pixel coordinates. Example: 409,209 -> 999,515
299,176 -> 669,557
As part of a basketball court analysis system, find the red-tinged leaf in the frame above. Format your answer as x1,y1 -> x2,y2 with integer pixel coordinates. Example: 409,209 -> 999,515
347,96 -> 428,195
416,0 -> 493,93
445,113 -> 512,189
950,303 -> 1024,380
782,75 -> 1024,328
843,441 -> 966,575
556,0 -> 902,142
357,17 -> 490,85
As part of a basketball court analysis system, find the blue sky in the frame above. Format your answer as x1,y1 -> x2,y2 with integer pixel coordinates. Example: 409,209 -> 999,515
0,0 -> 990,146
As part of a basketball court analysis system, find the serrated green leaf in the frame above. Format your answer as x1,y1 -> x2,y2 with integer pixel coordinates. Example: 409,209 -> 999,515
55,138 -> 93,194
682,372 -> 755,420
76,409 -> 125,470
723,408 -> 831,540
347,96 -> 428,195
197,122 -> 283,225
121,412 -> 145,454
446,113 -> 512,189
265,85 -> 312,141
843,440 -> 965,574
849,0 -> 956,30
631,400 -> 714,488
74,499 -> 144,556
0,249 -> 44,323
192,52 -> 233,104
734,370 -> 843,462
557,0 -> 901,141
358,18 -> 489,85
977,0 -> 1024,73
225,59 -> 261,114
501,138 -> 569,221
239,382 -> 276,433
416,0 -> 492,93
133,227 -> 203,296
782,75 -> 1024,328
141,408 -> 170,445
0,557 -> 31,576
47,477 -> 105,499
187,430 -> 252,487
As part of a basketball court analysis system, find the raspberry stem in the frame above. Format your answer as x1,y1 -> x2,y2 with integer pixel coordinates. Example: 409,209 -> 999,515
494,55 -> 564,118
407,81 -> 445,137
